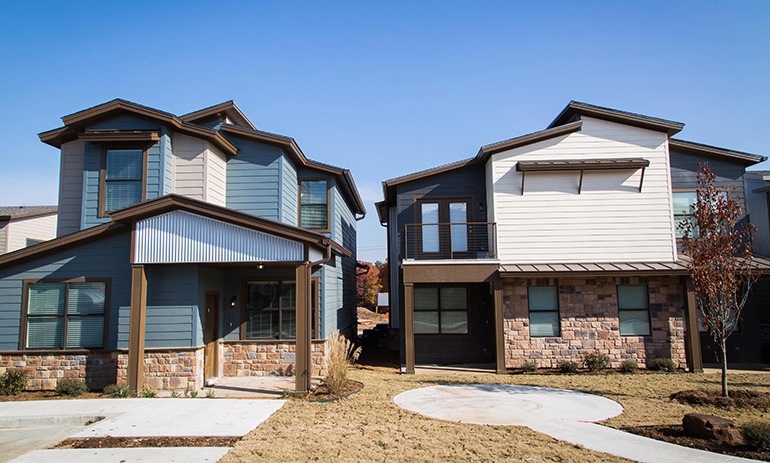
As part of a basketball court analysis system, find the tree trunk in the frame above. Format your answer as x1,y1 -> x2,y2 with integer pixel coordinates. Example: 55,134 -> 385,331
720,337 -> 729,398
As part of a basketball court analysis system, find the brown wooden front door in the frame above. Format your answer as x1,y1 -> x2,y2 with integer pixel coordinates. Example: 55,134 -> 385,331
204,292 -> 220,381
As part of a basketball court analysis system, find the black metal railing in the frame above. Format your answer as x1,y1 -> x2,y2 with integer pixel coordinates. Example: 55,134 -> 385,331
404,222 -> 497,260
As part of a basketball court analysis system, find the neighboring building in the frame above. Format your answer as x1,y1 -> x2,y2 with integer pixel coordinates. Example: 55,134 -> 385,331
377,101 -> 769,374
0,206 -> 57,253
0,99 -> 365,393
742,171 -> 770,363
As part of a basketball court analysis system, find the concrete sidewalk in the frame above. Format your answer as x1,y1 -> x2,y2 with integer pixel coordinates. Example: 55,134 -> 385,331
394,384 -> 762,463
1,398 -> 285,463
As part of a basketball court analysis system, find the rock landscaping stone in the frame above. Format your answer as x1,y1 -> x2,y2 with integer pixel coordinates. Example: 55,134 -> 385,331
682,413 -> 746,446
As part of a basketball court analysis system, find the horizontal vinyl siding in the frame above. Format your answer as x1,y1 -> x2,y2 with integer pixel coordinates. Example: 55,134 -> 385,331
0,223 -> 6,253
670,149 -> 748,212
173,133 -> 207,201
490,117 -> 676,263
281,158 -> 298,225
118,306 -> 197,348
206,145 -> 227,206
6,215 -> 57,252
0,232 -> 132,351
745,174 -> 770,255
82,141 -> 107,229
58,141 -> 85,236
225,137 -> 283,220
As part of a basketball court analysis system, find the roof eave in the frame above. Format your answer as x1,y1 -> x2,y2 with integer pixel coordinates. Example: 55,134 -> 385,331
669,138 -> 766,165
549,101 -> 685,136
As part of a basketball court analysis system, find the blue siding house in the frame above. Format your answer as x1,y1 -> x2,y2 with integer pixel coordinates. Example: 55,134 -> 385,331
0,100 -> 365,393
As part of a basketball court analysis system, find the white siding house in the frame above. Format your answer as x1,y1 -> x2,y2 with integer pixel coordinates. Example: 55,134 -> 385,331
0,207 -> 58,254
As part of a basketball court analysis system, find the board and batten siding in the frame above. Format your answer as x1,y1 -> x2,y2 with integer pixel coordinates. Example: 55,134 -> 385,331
0,232 -> 132,351
57,141 -> 85,236
225,137 -> 283,220
5,214 -> 57,252
489,117 -> 676,264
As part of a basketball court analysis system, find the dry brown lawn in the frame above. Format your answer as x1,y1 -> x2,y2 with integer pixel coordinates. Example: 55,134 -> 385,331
220,366 -> 770,462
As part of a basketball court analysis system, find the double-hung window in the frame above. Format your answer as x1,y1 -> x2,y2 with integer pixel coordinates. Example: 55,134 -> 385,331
299,179 -> 329,230
617,285 -> 651,336
24,280 -> 107,349
413,286 -> 468,335
528,286 -> 560,337
102,148 -> 144,213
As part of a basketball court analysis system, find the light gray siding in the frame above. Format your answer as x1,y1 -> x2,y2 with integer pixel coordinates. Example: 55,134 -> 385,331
0,222 -> 6,254
58,141 -> 85,236
0,232 -> 132,351
5,214 -> 57,252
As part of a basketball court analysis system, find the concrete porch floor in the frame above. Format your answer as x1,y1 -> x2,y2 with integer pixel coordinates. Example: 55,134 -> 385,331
157,376 -> 324,398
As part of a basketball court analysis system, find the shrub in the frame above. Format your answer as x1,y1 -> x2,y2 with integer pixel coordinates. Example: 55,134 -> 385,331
55,379 -> 88,397
582,351 -> 610,372
139,387 -> 156,398
557,360 -> 579,374
323,330 -> 362,395
205,388 -> 216,398
650,358 -> 677,373
620,360 -> 638,374
0,369 -> 28,396
103,383 -> 134,398
743,421 -> 770,451
521,361 -> 538,373
171,390 -> 181,398
185,389 -> 198,398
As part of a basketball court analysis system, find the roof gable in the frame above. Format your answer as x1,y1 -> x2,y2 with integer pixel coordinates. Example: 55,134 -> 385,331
549,101 -> 684,136
180,101 -> 256,130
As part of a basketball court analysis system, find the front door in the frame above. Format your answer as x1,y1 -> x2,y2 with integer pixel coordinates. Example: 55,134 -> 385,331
204,292 -> 220,381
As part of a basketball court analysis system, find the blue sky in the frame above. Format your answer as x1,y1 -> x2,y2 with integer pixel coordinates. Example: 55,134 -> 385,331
1,1 -> 768,263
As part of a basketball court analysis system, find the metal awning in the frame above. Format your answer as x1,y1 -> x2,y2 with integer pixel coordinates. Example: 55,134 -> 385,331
516,158 -> 650,194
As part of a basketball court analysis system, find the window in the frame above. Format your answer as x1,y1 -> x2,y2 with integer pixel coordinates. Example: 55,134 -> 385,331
617,285 -> 650,336
24,280 -> 107,349
415,198 -> 471,257
299,179 -> 329,230
413,286 -> 468,335
528,286 -> 560,337
244,280 -> 297,339
102,148 -> 144,213
673,192 -> 697,238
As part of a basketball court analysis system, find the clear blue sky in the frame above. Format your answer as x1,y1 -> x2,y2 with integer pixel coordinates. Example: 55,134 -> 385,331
1,1 -> 768,263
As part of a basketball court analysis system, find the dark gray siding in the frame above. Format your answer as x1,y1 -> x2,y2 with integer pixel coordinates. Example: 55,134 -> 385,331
57,141 -> 85,236
394,165 -> 487,260
0,232 -> 132,351
670,150 -> 748,212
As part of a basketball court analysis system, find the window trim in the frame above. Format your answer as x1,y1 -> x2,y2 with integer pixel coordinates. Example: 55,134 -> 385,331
617,284 -> 651,336
298,178 -> 331,232
98,144 -> 149,218
413,196 -> 473,259
528,286 -> 561,337
239,277 -> 320,341
413,284 -> 471,337
20,278 -> 111,351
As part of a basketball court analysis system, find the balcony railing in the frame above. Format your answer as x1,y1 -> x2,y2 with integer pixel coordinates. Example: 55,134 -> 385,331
404,222 -> 497,260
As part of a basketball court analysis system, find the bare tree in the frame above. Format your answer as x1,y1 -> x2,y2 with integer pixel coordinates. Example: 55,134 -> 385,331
679,163 -> 758,397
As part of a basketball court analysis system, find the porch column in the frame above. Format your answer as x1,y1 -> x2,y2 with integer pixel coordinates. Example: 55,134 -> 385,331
295,261 -> 312,393
493,281 -> 506,374
404,283 -> 415,374
682,276 -> 703,373
128,264 -> 148,392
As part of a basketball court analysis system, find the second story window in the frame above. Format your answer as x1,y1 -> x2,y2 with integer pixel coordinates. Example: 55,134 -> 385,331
102,148 -> 145,213
299,179 -> 329,230
673,191 -> 697,239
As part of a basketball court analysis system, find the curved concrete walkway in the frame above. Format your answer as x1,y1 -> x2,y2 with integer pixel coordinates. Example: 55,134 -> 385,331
394,384 -> 761,463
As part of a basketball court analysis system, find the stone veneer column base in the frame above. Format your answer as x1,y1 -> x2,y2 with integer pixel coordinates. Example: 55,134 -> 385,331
221,340 -> 326,378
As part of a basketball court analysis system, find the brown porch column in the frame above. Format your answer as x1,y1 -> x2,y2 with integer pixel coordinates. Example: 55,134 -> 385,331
682,276 -> 703,373
128,264 -> 147,392
295,261 -> 312,393
404,283 -> 415,374
493,281 -> 506,374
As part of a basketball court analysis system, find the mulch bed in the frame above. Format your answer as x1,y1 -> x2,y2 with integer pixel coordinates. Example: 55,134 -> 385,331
623,425 -> 770,461
53,436 -> 240,449
621,388 -> 770,461
0,391 -> 105,402
306,380 -> 363,401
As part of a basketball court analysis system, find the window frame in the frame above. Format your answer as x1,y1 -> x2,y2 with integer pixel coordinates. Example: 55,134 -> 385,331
240,277 -> 320,340
98,144 -> 149,217
617,284 -> 651,336
672,190 -> 698,239
20,278 -> 111,351
413,284 -> 470,336
298,178 -> 331,232
528,286 -> 561,337
413,196 -> 473,259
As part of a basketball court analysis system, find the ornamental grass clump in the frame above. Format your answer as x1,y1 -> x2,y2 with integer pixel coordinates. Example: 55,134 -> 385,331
323,330 -> 362,395
743,421 -> 770,451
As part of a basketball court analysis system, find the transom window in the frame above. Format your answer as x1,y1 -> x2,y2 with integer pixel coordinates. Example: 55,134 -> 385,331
244,280 -> 297,339
617,284 -> 651,336
528,286 -> 560,337
413,286 -> 468,335
24,281 -> 107,349
103,148 -> 144,213
299,179 -> 329,230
